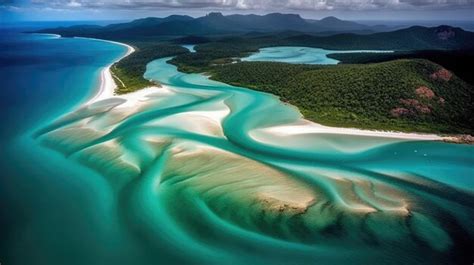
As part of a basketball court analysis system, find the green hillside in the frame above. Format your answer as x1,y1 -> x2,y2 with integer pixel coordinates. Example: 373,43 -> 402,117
207,59 -> 474,134
327,50 -> 474,85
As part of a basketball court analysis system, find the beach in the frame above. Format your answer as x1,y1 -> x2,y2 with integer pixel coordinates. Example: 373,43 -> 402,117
72,37 -> 143,105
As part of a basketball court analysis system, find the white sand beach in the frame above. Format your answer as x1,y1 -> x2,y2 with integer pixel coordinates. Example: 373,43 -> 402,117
252,119 -> 442,141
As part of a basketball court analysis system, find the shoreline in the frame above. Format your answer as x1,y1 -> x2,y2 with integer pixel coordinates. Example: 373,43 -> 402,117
78,37 -> 165,109
71,37 -> 137,105
54,36 -> 459,142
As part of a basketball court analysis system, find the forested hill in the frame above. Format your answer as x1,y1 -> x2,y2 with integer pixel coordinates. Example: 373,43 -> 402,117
207,60 -> 474,134
326,50 -> 474,85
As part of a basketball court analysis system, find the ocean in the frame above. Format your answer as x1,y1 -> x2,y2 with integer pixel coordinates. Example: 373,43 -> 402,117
0,26 -> 143,265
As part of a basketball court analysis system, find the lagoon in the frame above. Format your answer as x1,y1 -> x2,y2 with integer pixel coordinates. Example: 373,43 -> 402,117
242,46 -> 392,64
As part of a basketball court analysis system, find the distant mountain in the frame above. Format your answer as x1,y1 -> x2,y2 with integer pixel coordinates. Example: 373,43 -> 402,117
307,16 -> 373,32
104,15 -> 193,31
36,13 -> 384,38
36,13 -> 474,50
225,13 -> 309,31
39,15 -> 194,39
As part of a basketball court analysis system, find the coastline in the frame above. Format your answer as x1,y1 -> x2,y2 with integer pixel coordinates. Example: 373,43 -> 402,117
70,37 -> 138,105
60,37 -> 455,142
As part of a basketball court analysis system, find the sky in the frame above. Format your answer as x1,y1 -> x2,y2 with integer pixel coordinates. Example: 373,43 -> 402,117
1,0 -> 474,22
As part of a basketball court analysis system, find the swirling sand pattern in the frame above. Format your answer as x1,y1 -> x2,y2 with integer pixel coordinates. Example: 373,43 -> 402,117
36,56 -> 474,264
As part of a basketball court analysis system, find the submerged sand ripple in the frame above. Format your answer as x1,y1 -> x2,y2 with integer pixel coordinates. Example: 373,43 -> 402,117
34,56 -> 474,263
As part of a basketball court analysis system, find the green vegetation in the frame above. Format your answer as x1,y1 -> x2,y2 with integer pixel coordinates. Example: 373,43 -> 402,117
168,41 -> 261,72
327,50 -> 474,85
111,43 -> 188,94
206,59 -> 474,134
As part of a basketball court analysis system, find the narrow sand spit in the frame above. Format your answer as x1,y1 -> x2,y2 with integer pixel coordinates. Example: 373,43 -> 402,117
35,33 -> 61,39
250,120 -> 442,141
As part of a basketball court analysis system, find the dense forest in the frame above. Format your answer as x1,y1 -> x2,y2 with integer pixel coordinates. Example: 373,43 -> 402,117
111,43 -> 188,94
327,50 -> 474,85
206,60 -> 474,134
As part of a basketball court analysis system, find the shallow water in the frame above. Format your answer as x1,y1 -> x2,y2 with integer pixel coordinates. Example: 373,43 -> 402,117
182,44 -> 196,53
1,35 -> 473,265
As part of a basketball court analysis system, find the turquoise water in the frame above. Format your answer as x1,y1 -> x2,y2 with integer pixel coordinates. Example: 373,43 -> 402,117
1,32 -> 473,265
242,46 -> 392,64
0,31 -> 145,264
182,44 -> 196,53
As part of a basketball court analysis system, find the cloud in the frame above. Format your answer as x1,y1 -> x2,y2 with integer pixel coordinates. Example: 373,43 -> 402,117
66,1 -> 82,7
16,0 -> 474,11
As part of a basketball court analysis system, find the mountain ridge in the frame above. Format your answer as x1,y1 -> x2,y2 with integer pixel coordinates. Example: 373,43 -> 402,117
36,13 -> 390,37
35,13 -> 474,50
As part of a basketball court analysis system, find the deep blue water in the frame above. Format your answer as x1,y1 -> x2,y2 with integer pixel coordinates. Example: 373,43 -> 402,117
0,30 -> 127,136
0,28 -> 137,265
